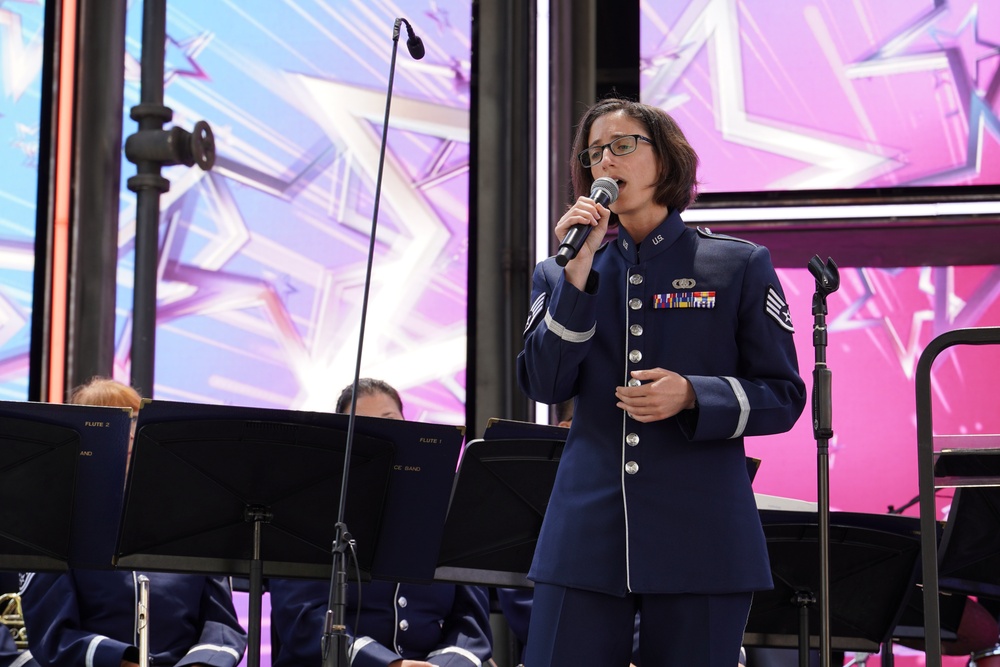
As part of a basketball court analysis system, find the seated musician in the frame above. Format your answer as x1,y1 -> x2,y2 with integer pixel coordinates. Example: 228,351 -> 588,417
19,377 -> 248,667
269,379 -> 493,667
0,627 -> 32,667
0,570 -> 37,667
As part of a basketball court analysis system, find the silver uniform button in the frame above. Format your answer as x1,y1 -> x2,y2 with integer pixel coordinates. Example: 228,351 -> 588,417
628,378 -> 641,387
625,461 -> 639,474
397,596 -> 407,608
626,433 -> 639,446
629,298 -> 643,310
630,324 -> 643,336
399,619 -> 409,631
629,350 -> 642,363
629,274 -> 644,285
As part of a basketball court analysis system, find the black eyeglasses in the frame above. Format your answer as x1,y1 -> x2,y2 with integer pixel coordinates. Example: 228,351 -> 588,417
578,134 -> 653,168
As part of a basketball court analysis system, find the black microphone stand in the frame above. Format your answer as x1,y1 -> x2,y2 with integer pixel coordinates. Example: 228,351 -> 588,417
321,17 -> 423,667
807,255 -> 840,667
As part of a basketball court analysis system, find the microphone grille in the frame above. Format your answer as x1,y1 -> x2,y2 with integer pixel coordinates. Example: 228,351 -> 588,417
592,177 -> 619,204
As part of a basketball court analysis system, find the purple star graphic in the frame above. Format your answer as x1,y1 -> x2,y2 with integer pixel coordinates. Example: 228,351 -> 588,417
164,31 -> 213,87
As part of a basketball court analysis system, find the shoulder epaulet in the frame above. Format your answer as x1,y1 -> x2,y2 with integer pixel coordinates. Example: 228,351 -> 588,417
696,226 -> 758,247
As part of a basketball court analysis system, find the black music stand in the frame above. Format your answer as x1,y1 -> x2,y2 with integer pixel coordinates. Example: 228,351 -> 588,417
436,419 -> 763,586
891,586 -> 964,645
436,436 -> 565,587
935,450 -> 1000,600
744,511 -> 921,660
481,418 -> 569,442
0,415 -> 78,570
483,421 -> 765,480
0,400 -> 132,571
115,399 -> 464,667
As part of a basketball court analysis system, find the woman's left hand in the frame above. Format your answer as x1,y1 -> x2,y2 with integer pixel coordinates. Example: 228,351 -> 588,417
615,368 -> 696,422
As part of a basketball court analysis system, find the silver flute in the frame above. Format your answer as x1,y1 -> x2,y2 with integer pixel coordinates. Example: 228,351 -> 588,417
137,575 -> 150,667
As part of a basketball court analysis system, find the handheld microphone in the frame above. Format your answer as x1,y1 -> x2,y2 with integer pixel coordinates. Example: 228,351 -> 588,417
555,177 -> 619,267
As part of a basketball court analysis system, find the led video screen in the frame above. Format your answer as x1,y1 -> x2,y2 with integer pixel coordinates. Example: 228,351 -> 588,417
0,1 -> 44,400
640,0 -> 1000,198
115,0 -> 471,421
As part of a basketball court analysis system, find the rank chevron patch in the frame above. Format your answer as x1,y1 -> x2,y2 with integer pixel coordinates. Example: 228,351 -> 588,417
765,285 -> 794,333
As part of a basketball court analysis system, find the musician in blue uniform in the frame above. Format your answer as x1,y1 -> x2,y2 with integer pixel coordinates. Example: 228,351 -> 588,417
0,627 -> 28,667
517,97 -> 806,667
0,571 -> 37,667
17,378 -> 247,667
20,572 -> 246,667
269,379 -> 492,667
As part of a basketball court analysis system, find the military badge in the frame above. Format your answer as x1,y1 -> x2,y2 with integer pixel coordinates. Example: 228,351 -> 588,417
765,285 -> 794,332
524,292 -> 546,335
653,291 -> 716,309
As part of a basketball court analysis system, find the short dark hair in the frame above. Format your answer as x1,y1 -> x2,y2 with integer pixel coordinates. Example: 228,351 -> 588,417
336,378 -> 404,415
569,97 -> 699,217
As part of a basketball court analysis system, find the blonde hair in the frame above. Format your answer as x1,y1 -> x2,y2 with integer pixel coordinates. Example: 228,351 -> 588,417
69,377 -> 142,411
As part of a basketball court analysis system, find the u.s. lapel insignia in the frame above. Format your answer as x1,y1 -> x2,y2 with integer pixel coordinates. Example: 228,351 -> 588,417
764,285 -> 794,332
672,278 -> 696,289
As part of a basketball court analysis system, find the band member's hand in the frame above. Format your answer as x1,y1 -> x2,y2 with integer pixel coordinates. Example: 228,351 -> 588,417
388,661 -> 434,667
555,196 -> 610,289
615,368 -> 696,422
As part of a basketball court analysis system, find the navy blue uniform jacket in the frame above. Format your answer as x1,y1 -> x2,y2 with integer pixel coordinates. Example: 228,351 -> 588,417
269,579 -> 492,667
517,210 -> 806,596
20,571 -> 246,667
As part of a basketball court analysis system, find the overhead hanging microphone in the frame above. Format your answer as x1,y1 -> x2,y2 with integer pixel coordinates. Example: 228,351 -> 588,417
320,15 -> 428,667
399,18 -> 425,60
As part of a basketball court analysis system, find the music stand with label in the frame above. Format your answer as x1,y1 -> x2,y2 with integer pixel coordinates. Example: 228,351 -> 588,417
0,400 -> 132,571
115,399 -> 464,667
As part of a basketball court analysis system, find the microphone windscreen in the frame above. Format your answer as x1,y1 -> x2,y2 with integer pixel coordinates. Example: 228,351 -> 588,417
407,36 -> 425,60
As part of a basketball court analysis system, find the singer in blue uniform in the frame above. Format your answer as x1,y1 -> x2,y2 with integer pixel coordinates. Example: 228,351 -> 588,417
517,97 -> 806,667
269,379 -> 492,667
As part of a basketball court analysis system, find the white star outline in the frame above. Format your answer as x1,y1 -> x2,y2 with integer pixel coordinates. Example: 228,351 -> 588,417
288,75 -> 469,411
845,0 -> 1000,185
641,0 -> 897,190
829,266 -> 1000,394
115,79 -> 470,412
0,4 -> 43,102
